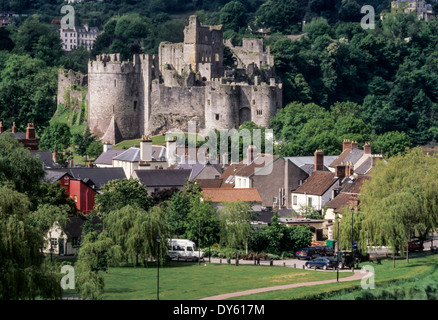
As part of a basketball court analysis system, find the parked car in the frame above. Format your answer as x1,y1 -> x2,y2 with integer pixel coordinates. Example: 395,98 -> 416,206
167,239 -> 204,262
305,257 -> 338,270
296,248 -> 319,260
334,250 -> 369,269
407,240 -> 424,252
314,245 -> 334,256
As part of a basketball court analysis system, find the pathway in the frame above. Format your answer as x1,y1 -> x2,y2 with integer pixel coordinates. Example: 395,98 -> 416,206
200,270 -> 365,300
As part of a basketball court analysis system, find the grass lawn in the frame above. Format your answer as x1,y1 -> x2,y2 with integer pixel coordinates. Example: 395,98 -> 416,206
102,261 -> 353,300
230,252 -> 438,300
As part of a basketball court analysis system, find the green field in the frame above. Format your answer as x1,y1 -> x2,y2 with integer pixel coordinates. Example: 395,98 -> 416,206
102,262 -> 352,300
231,253 -> 438,300
100,253 -> 438,300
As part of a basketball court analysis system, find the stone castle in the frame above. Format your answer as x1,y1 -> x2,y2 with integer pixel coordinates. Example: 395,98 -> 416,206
87,15 -> 282,144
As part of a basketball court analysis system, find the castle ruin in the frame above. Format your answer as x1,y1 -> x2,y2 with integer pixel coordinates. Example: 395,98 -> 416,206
87,15 -> 282,144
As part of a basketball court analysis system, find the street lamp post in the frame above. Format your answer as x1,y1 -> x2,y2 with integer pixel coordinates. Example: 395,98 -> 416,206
156,235 -> 161,301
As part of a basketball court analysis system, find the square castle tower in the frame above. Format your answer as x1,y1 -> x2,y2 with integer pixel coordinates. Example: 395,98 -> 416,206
87,15 -> 282,144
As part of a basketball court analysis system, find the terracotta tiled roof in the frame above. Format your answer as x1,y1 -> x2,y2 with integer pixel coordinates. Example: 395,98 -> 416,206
195,179 -> 224,189
220,163 -> 246,187
329,148 -> 364,168
293,171 -> 338,196
202,188 -> 262,203
340,175 -> 370,194
325,193 -> 353,211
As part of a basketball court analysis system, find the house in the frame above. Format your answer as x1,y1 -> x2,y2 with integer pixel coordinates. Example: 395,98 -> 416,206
132,169 -> 192,194
291,152 -> 340,213
30,150 -> 61,169
278,216 -> 326,241
172,160 -> 222,180
195,178 -> 224,189
0,122 -> 40,150
44,215 -> 101,256
201,187 -> 262,211
45,167 -> 127,191
59,24 -> 99,52
99,137 -> 169,178
250,150 -> 337,209
45,171 -> 96,214
328,140 -> 383,174
389,0 -> 435,20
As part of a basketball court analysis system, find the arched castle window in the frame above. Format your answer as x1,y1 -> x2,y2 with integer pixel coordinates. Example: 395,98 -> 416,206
215,114 -> 219,120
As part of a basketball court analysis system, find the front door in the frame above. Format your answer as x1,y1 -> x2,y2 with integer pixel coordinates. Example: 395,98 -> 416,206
59,238 -> 64,255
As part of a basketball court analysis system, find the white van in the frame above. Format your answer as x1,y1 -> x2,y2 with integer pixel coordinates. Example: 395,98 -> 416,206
167,239 -> 205,262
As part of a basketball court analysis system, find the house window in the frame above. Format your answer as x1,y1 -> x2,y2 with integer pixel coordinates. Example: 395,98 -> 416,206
308,197 -> 312,206
74,195 -> 78,203
64,176 -> 70,185
72,237 -> 81,247
50,238 -> 58,248
293,195 -> 297,206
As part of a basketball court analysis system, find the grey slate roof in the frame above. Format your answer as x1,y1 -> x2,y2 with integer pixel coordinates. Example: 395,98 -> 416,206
173,161 -> 222,180
44,168 -> 126,189
94,149 -> 126,165
112,146 -> 167,162
354,157 -> 372,175
285,156 -> 337,169
31,150 -> 61,169
113,147 -> 140,162
134,169 -> 192,187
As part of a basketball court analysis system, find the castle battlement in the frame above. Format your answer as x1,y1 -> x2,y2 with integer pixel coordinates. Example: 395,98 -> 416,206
87,16 -> 282,145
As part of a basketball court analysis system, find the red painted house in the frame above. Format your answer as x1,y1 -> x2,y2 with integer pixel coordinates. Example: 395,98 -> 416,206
58,173 -> 97,214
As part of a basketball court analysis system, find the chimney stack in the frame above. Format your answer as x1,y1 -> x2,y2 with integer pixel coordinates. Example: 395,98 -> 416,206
246,145 -> 257,164
52,150 -> 58,163
166,137 -> 177,165
11,122 -> 17,133
140,135 -> 152,162
351,141 -> 358,149
0,121 -> 3,133
345,161 -> 354,177
26,123 -> 35,139
103,141 -> 112,153
363,141 -> 371,154
314,149 -> 324,171
335,163 -> 346,182
342,139 -> 352,151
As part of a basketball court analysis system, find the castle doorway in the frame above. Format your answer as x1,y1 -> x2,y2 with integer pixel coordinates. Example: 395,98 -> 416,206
239,107 -> 251,126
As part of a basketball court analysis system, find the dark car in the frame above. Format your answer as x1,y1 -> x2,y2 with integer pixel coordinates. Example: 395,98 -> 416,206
314,245 -> 334,256
407,240 -> 424,252
296,248 -> 319,260
334,250 -> 369,269
305,257 -> 338,270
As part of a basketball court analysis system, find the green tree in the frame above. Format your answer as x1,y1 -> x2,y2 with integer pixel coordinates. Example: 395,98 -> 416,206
39,123 -> 72,164
360,148 -> 438,267
219,201 -> 254,258
256,0 -> 301,33
186,190 -> 219,264
72,127 -> 97,157
372,131 -> 412,157
86,140 -> 103,160
0,134 -> 45,197
94,178 -> 154,217
219,1 -> 248,32
0,185 -> 63,299
0,53 -> 58,131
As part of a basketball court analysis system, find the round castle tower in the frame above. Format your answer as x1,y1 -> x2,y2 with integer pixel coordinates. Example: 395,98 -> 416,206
88,54 -> 142,144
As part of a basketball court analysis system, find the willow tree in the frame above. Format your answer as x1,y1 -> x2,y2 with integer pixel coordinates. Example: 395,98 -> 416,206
103,205 -> 168,267
219,201 -> 253,262
0,185 -> 63,299
360,147 -> 438,267
334,208 -> 365,253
